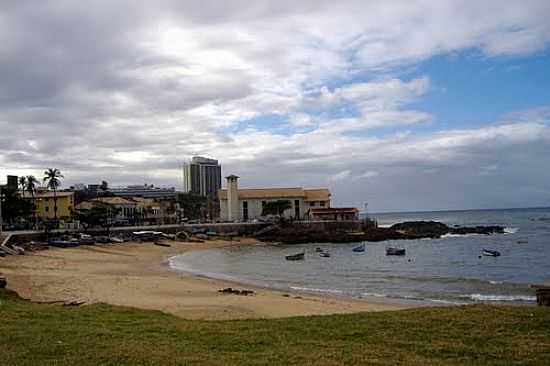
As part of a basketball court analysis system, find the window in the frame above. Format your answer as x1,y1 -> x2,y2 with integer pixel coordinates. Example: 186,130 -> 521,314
242,201 -> 248,221
310,202 -> 315,207
45,206 -> 49,212
320,201 -> 325,207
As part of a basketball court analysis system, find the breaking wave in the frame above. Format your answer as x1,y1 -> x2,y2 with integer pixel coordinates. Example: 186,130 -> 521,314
459,294 -> 535,302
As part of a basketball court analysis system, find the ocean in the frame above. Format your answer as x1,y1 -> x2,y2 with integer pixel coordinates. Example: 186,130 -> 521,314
168,207 -> 550,305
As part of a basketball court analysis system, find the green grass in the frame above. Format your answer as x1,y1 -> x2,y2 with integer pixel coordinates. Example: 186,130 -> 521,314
0,289 -> 549,365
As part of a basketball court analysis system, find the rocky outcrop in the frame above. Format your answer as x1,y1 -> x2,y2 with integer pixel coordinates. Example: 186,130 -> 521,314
256,221 -> 505,244
391,221 -> 449,238
391,221 -> 504,237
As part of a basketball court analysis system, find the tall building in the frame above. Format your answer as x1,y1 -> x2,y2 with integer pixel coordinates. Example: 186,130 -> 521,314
182,156 -> 222,198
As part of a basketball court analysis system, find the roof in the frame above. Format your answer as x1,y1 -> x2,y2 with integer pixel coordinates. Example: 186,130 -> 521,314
93,197 -> 136,205
310,207 -> 359,214
21,191 -> 74,199
219,187 -> 331,200
304,189 -> 331,202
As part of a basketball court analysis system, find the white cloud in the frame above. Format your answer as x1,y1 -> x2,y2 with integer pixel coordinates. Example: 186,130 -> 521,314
2,1 -> 550,210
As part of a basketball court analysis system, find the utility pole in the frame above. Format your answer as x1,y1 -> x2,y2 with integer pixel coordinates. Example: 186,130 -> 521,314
0,186 -> 3,235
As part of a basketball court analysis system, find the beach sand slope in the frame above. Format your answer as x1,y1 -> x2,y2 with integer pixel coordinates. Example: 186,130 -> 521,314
0,240 -> 408,320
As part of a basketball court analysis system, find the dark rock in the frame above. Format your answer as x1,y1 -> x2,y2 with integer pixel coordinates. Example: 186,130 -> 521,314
449,226 -> 505,235
390,221 -> 449,238
218,287 -> 255,296
256,221 -> 505,244
0,276 -> 7,289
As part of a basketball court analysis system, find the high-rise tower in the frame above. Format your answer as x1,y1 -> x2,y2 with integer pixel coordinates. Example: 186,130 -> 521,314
182,156 -> 222,198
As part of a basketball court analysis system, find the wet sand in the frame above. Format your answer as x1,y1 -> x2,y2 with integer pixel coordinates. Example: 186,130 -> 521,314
0,239 -> 409,320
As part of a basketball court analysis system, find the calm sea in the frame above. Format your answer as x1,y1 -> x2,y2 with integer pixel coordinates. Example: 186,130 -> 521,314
169,208 -> 550,305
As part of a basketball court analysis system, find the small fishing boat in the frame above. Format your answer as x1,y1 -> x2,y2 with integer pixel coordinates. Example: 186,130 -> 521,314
482,249 -> 501,257
315,247 -> 323,252
352,244 -> 365,253
48,239 -> 78,248
386,247 -> 406,256
285,252 -> 305,261
319,252 -> 331,258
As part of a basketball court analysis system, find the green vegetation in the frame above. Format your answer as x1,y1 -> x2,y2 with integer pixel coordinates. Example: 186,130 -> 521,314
262,200 -> 292,216
0,187 -> 35,225
43,168 -> 64,220
74,202 -> 120,229
0,289 -> 549,365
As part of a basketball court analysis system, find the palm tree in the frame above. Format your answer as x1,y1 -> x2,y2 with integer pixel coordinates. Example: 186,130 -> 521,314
18,176 -> 27,192
43,168 -> 64,221
25,175 -> 39,226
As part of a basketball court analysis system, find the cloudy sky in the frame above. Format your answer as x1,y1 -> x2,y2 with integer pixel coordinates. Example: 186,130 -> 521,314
1,1 -> 550,212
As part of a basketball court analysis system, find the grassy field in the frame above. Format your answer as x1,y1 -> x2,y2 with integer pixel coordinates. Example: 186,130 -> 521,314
0,289 -> 549,365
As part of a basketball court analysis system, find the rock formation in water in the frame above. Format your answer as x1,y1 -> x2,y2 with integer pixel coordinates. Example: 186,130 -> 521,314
255,221 -> 505,244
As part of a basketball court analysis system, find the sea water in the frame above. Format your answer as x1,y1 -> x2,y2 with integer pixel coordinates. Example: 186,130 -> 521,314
169,207 -> 550,305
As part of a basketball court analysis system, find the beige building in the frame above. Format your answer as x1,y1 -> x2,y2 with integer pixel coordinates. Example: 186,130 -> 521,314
218,175 -> 331,222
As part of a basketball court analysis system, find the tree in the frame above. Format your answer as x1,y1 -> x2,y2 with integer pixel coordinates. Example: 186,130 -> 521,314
25,175 -> 39,226
43,168 -> 64,221
75,202 -> 119,230
99,180 -> 109,194
18,176 -> 27,192
262,200 -> 292,216
177,193 -> 207,220
0,187 -> 34,226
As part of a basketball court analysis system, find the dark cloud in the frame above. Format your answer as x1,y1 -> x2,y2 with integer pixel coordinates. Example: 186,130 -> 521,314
1,1 -> 550,210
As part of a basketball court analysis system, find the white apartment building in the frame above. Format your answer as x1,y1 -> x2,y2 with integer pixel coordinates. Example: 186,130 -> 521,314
218,175 -> 331,221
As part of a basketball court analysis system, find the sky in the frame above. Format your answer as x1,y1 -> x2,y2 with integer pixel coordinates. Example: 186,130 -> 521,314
1,0 -> 550,212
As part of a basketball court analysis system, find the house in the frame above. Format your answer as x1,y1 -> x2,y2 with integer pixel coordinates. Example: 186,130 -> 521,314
29,190 -> 75,220
218,175 -> 331,221
75,197 -> 139,224
309,207 -> 360,221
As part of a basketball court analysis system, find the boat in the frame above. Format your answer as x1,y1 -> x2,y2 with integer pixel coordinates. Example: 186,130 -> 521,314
386,247 -> 406,256
482,249 -> 501,257
48,239 -> 78,248
315,247 -> 323,252
319,252 -> 331,258
352,244 -> 365,253
109,236 -> 124,243
285,252 -> 305,261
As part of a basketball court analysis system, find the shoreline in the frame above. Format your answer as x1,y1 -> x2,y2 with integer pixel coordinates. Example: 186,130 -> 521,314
0,239 -> 411,320
163,249 -> 438,308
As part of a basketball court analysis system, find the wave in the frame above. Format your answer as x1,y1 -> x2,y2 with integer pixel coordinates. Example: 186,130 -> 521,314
360,292 -> 467,305
504,227 -> 519,234
459,294 -> 536,302
290,286 -> 344,295
441,233 -> 483,238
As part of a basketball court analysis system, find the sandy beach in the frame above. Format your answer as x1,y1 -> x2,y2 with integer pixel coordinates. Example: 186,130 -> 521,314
0,239 -> 408,320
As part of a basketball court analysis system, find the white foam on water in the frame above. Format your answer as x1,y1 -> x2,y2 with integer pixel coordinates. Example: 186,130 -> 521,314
504,227 -> 519,234
488,280 -> 503,285
460,294 -> 536,302
290,286 -> 344,294
429,299 -> 467,305
360,292 -> 389,298
441,233 -> 483,238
